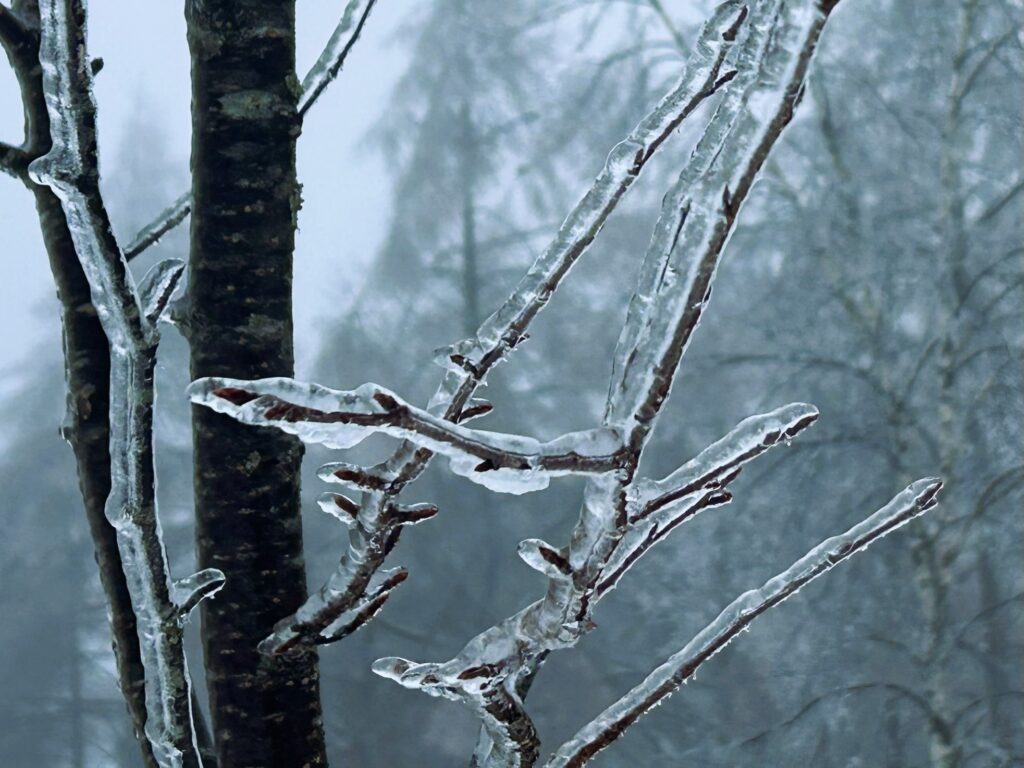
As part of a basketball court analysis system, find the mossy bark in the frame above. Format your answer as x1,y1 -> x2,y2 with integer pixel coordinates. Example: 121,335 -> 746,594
186,2 -> 326,766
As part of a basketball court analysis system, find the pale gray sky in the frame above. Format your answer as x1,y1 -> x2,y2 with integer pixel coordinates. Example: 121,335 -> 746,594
0,1 -> 408,393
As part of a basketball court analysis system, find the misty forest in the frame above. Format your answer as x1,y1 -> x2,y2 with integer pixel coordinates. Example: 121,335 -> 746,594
0,0 -> 1021,766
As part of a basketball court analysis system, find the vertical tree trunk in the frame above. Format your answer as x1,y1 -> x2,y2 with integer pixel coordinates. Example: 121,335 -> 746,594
186,2 -> 326,766
69,572 -> 85,768
458,100 -> 480,335
977,553 -> 1018,755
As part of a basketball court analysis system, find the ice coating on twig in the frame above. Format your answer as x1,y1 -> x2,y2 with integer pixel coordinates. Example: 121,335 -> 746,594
426,0 -> 748,414
28,1 -> 206,765
606,0 -> 825,428
546,479 -> 942,768
366,4 -> 878,765
124,192 -> 190,261
172,568 -> 226,619
314,567 -> 407,645
124,0 -> 380,261
299,0 -> 378,116
518,539 -> 572,580
188,376 -> 626,494
632,402 -> 818,517
318,492 -> 361,524
138,258 -> 186,325
317,460 -> 395,491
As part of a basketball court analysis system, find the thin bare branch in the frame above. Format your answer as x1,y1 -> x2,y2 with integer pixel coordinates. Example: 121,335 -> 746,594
124,0 -> 381,261
299,0 -> 379,117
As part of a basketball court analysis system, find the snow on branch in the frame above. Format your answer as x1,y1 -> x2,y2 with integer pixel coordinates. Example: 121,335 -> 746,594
546,479 -> 942,768
188,377 -> 627,493
123,0 -> 381,261
27,2 -> 211,765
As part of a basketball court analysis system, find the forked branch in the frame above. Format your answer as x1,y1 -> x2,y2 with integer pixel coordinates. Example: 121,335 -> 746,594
192,0 -> 751,656
123,0 -> 382,259
547,479 -> 942,768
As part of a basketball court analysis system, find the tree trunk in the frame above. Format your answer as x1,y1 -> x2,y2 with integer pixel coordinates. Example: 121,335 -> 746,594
186,2 -> 326,766
458,100 -> 480,335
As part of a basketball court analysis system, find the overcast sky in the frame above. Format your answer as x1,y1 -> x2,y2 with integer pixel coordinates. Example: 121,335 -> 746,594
0,1 -> 408,394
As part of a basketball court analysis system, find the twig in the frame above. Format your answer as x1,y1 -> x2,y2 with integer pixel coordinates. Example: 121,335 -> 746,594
299,0 -> 379,117
546,479 -> 942,768
188,377 -> 628,492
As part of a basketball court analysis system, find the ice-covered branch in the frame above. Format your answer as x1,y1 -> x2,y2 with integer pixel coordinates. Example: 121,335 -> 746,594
595,404 -> 821,598
123,192 -> 189,260
365,4 -> 861,765
546,479 -> 942,768
0,140 -> 29,177
632,402 -> 819,520
606,0 -> 832,438
138,258 -> 186,325
298,0 -> 378,117
27,2 -> 209,765
123,0 -> 380,260
372,654 -> 541,767
251,0 -> 751,656
172,568 -> 227,619
189,377 -> 627,493
428,0 -> 748,415
596,487 -> 734,599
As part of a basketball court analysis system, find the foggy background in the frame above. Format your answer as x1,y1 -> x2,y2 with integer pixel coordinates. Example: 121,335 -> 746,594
1,0 -> 1021,766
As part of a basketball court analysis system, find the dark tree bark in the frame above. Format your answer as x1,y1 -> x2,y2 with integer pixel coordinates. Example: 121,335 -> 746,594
186,2 -> 326,766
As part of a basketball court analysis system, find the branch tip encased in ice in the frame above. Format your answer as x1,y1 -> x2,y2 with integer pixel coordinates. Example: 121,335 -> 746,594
188,376 -> 628,494
547,478 -> 941,768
